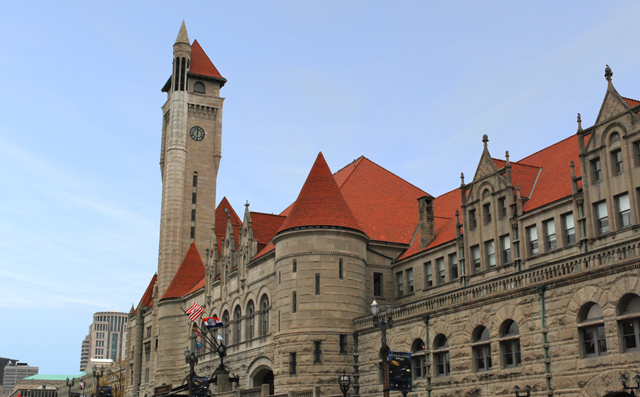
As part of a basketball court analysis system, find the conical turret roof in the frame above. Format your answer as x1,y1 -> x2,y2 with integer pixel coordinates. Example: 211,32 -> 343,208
160,242 -> 205,300
175,21 -> 190,45
277,152 -> 364,235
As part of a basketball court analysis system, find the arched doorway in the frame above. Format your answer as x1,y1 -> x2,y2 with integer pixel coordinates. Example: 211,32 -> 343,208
252,368 -> 274,395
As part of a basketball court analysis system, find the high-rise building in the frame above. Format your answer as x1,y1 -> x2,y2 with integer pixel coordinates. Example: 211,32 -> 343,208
1,362 -> 38,397
126,23 -> 640,397
80,312 -> 127,371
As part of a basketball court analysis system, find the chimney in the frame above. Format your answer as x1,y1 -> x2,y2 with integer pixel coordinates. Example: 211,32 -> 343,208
418,196 -> 435,249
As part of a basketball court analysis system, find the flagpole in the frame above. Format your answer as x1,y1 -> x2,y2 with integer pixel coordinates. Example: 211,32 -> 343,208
180,307 -> 222,355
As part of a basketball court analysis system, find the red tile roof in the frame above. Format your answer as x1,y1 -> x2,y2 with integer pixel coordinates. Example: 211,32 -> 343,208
492,159 -> 541,199
190,40 -> 224,80
214,197 -> 242,258
135,274 -> 157,313
160,243 -> 206,300
623,97 -> 640,107
338,157 -> 430,244
517,135 -> 581,211
253,241 -> 275,260
250,212 -> 286,252
277,152 -> 364,234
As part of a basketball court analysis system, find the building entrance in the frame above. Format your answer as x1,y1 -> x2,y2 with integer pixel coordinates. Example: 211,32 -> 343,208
251,368 -> 274,395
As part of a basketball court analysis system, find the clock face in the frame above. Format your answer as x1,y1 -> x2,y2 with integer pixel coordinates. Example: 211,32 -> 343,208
190,126 -> 205,141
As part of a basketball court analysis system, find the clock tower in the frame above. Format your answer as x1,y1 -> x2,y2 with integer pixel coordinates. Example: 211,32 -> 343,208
157,21 -> 226,298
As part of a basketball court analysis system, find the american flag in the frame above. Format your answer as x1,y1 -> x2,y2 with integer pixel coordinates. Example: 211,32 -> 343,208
185,302 -> 205,321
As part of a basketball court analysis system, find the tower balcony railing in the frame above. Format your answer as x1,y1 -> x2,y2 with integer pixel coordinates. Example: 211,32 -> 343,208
355,238 -> 640,329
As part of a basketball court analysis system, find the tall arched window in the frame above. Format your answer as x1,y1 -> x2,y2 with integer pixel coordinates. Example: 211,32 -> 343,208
194,82 -> 206,94
618,294 -> 640,352
222,310 -> 229,343
433,334 -> 450,377
260,295 -> 269,336
233,306 -> 242,345
472,326 -> 492,372
246,300 -> 255,341
500,320 -> 521,368
579,302 -> 607,357
411,339 -> 426,379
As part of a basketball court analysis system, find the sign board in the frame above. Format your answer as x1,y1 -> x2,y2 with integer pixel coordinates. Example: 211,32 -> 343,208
153,384 -> 172,395
388,351 -> 412,392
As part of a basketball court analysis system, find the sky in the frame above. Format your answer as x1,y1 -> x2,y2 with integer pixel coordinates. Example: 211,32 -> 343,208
1,0 -> 640,376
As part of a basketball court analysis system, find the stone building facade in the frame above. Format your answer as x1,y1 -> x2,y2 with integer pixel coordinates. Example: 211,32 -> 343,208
126,23 -> 640,397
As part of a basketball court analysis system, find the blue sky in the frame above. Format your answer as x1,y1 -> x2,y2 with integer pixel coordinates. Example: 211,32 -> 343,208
1,1 -> 640,375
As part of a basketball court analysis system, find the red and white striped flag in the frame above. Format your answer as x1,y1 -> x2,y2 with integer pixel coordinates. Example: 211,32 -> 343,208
185,302 -> 205,321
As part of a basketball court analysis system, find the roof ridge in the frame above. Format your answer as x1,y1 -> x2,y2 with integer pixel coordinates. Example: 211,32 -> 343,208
337,156 -> 364,187
333,155 -> 364,175
348,156 -> 431,197
517,134 -> 577,165
250,211 -> 287,218
622,96 -> 640,103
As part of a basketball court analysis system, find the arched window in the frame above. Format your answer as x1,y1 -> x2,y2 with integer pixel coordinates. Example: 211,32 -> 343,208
233,306 -> 242,345
618,294 -> 640,352
499,320 -> 521,368
260,295 -> 269,336
472,326 -> 492,371
194,82 -> 206,94
578,302 -> 607,357
433,334 -> 450,377
222,310 -> 229,343
410,339 -> 426,379
246,300 -> 255,341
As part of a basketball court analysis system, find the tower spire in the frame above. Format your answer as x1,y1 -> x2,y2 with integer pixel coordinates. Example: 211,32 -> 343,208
175,20 -> 190,45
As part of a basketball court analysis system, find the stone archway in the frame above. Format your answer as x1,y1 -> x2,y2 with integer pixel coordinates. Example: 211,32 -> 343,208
251,367 -> 274,395
578,370 -> 636,397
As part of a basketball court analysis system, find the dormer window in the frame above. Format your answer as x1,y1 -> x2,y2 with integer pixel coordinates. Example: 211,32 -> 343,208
194,81 -> 206,94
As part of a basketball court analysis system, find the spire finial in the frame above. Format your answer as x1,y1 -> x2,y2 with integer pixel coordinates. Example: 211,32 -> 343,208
455,210 -> 460,224
570,160 -> 576,178
245,200 -> 250,208
175,20 -> 190,45
482,134 -> 489,149
460,172 -> 465,186
605,64 -> 612,81
505,151 -> 510,164
577,113 -> 583,131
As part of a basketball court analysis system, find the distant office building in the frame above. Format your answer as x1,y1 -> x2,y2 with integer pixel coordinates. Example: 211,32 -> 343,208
0,358 -> 17,388
2,362 -> 38,397
79,312 -> 127,371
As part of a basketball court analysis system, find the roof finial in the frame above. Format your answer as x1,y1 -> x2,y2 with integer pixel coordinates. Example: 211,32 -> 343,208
175,20 -> 190,45
455,210 -> 460,225
505,150 -> 510,165
605,64 -> 612,81
570,160 -> 576,178
482,134 -> 489,149
460,172 -> 465,186
577,113 -> 583,131
245,200 -> 250,208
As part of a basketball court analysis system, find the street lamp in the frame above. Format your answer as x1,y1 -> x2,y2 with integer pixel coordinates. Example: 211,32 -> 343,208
512,385 -> 532,397
92,367 -> 104,397
184,347 -> 199,397
338,370 -> 351,397
66,378 -> 75,397
371,299 -> 393,397
619,374 -> 640,396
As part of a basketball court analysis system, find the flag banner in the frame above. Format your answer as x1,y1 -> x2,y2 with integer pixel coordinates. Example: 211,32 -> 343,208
185,302 -> 205,321
217,334 -> 224,340
192,327 -> 203,338
79,381 -> 85,390
196,342 -> 202,350
203,317 -> 223,329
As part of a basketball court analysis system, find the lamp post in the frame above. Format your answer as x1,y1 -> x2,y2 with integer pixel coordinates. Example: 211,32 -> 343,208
93,367 -> 104,397
66,378 -> 75,397
512,385 -> 532,397
619,374 -> 640,396
338,370 -> 351,397
184,347 -> 199,397
371,299 -> 393,397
